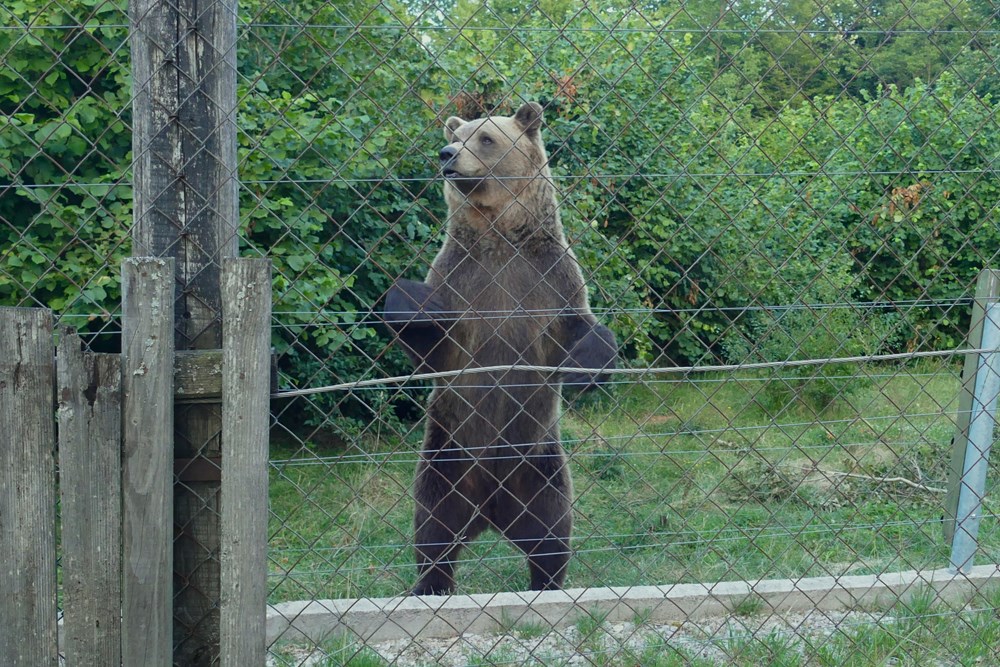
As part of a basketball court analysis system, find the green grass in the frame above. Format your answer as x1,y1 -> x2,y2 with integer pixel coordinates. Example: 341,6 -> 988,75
807,588 -> 1000,666
464,646 -> 519,666
631,606 -> 654,627
715,586 -> 1000,666
269,636 -> 389,667
721,629 -> 804,667
574,606 -> 612,656
267,361 -> 1000,602
628,639 -> 717,667
496,610 -> 549,640
732,594 -> 767,617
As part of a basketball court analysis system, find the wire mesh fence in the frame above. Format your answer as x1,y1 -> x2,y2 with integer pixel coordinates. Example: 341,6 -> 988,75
4,0 -> 1000,664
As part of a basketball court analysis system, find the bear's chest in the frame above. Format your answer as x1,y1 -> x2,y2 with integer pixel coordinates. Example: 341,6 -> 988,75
431,245 -> 567,358
449,250 -> 561,311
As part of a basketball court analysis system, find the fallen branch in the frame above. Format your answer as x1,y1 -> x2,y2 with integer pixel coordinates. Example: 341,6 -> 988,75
825,470 -> 946,494
784,464 -> 946,494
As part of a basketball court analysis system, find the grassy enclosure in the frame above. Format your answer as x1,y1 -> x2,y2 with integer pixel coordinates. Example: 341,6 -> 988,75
266,359 -> 997,603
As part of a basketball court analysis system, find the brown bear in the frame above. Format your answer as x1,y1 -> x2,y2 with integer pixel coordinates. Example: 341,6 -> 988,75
384,101 -> 616,595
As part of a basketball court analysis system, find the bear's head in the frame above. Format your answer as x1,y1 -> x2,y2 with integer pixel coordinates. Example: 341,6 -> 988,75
439,102 -> 550,211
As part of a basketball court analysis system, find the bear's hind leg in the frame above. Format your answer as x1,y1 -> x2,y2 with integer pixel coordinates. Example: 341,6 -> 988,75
493,474 -> 573,591
412,466 -> 486,595
410,516 -> 474,595
521,528 -> 571,591
520,515 -> 572,591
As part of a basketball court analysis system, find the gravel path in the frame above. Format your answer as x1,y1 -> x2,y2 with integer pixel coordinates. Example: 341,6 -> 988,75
268,609 -> 889,666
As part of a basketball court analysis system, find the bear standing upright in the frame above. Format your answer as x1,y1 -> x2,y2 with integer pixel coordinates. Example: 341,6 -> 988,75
384,101 -> 617,595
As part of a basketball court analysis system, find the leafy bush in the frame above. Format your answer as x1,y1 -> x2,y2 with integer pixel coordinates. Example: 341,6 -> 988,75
0,1 -> 131,343
725,305 -> 903,411
3,0 -> 999,431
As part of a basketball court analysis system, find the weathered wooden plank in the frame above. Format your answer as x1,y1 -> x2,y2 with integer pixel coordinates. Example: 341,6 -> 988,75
174,349 -> 278,401
175,349 -> 223,400
220,259 -> 272,666
131,0 -> 237,347
121,257 -> 175,666
0,308 -> 57,666
57,329 -> 123,667
131,0 -> 239,659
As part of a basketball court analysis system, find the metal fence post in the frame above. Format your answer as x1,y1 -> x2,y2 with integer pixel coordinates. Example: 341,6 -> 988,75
946,270 -> 1000,573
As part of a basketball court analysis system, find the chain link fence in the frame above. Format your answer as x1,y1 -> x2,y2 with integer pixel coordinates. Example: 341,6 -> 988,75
4,0 -> 1000,664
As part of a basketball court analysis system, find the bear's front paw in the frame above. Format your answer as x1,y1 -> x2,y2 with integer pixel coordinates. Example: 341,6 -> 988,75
563,322 -> 618,391
383,279 -> 444,328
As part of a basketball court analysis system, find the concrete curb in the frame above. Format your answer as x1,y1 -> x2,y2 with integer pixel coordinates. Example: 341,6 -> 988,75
266,564 -> 1000,645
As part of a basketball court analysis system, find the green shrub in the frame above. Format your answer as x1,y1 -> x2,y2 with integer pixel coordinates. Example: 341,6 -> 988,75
724,304 -> 903,411
3,0 -> 997,434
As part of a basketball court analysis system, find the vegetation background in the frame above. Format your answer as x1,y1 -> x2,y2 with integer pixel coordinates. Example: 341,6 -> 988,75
4,1 -> 1000,434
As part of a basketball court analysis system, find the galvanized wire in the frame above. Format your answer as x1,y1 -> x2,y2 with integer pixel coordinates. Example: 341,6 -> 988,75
6,0 -> 1000,664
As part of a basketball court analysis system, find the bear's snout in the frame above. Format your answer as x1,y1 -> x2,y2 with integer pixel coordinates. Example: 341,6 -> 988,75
439,145 -> 458,164
440,144 -> 462,178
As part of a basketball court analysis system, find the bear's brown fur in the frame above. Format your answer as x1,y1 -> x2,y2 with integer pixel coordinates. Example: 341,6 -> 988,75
385,101 -> 616,594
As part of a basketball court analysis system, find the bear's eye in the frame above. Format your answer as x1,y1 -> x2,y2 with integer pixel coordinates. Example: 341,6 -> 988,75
479,135 -> 493,145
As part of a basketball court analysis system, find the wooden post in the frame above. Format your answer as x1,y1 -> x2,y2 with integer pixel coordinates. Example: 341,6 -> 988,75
0,308 -> 57,666
944,269 -> 1000,541
220,259 -> 272,666
121,258 -> 176,665
130,0 -> 239,660
57,329 -> 123,666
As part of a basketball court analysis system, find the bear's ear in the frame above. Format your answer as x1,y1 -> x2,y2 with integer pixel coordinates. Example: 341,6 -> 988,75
444,116 -> 466,143
514,102 -> 544,137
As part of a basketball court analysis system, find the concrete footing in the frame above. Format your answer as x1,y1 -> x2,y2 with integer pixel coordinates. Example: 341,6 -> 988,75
266,564 -> 1000,645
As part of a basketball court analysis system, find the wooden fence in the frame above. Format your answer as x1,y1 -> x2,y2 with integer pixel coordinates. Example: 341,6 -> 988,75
0,257 -> 271,666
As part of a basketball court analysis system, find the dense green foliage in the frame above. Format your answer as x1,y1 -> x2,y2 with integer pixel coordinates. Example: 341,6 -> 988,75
0,0 -> 131,321
3,0 -> 1000,423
